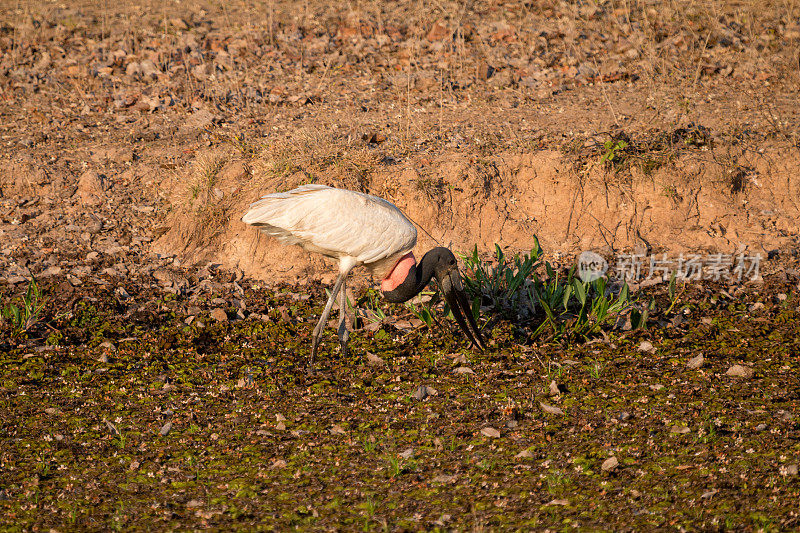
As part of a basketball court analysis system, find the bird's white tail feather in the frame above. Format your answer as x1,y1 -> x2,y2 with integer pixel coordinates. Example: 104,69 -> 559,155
241,185 -> 331,224
241,185 -> 334,246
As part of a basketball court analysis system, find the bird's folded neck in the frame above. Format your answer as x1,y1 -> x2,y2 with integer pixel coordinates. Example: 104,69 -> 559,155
380,252 -> 416,293
382,248 -> 446,303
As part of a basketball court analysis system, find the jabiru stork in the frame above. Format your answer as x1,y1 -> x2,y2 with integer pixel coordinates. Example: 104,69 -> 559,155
241,184 -> 484,363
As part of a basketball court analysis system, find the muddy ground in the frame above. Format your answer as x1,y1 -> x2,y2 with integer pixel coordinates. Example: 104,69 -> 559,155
1,0 -> 800,530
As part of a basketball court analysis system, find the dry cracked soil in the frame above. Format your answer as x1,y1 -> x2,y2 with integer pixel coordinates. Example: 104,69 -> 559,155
1,0 -> 800,530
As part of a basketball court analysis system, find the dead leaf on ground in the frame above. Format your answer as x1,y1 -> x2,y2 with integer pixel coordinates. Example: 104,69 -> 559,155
687,354 -> 704,369
601,456 -> 619,472
726,365 -> 754,378
481,427 -> 500,438
366,352 -> 385,366
540,402 -> 564,415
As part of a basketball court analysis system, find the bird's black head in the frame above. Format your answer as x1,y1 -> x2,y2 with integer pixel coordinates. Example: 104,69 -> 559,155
428,247 -> 458,276
382,246 -> 484,351
428,247 -> 485,351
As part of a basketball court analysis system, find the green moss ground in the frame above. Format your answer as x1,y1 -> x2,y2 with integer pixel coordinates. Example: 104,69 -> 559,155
1,279 -> 799,531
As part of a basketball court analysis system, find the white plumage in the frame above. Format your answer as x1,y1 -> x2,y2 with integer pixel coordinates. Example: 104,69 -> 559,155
243,184 -> 484,365
242,184 -> 417,278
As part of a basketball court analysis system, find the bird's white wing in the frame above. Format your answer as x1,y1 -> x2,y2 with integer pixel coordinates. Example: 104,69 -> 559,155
242,185 -> 417,266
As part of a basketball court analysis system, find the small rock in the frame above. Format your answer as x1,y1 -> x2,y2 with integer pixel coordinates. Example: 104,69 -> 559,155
171,17 -> 189,30
366,352 -> 385,366
44,408 -> 58,415
670,425 -> 691,434
160,421 -> 172,436
601,456 -> 619,472
413,385 -> 437,401
638,341 -> 656,354
140,59 -> 159,78
476,62 -> 495,80
451,353 -> 468,364
481,427 -> 501,438
399,448 -> 414,459
39,265 -> 62,277
426,20 -> 450,41
539,402 -> 564,415
577,63 -> 597,79
726,365 -> 754,378
329,424 -> 346,435
687,354 -> 704,369
670,314 -> 686,327
701,489 -> 718,499
515,449 -> 534,459
210,308 -> 228,322
453,366 -> 474,374
125,61 -> 142,77
186,499 -> 203,508
74,169 -> 106,205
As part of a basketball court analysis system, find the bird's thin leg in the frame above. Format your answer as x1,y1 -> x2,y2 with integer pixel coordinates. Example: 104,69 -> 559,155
310,271 -> 348,365
337,279 -> 350,357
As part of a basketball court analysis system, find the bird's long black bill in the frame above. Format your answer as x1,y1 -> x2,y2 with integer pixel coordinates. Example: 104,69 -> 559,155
441,269 -> 485,351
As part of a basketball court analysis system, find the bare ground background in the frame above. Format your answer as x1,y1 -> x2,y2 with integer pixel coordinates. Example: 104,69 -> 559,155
1,0 -> 800,286
1,0 -> 800,530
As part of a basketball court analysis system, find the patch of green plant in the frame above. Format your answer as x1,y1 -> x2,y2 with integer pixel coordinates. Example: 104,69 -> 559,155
403,290 -> 436,328
461,241 -> 543,322
530,273 -> 649,340
461,241 -> 648,342
384,453 -> 415,478
600,139 -> 630,167
1,277 -> 46,338
664,270 -> 687,315
356,288 -> 386,325
46,330 -> 64,346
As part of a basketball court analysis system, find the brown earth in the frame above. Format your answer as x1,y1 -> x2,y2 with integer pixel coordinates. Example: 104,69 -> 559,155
1,0 -> 800,288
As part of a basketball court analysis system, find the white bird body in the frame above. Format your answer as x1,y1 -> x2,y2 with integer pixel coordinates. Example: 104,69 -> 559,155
242,184 -> 417,279
242,184 -> 484,365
